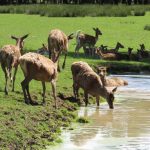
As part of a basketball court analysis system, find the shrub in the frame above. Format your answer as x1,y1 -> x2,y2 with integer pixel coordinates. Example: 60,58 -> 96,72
144,25 -> 150,31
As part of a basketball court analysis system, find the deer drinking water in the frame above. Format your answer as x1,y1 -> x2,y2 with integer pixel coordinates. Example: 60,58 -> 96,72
71,61 -> 117,109
0,34 -> 29,95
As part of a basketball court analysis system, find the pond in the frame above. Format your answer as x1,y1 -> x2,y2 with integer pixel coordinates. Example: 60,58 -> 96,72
47,75 -> 150,150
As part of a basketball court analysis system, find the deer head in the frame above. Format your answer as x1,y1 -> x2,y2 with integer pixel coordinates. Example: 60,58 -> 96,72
140,44 -> 145,51
106,87 -> 117,109
96,66 -> 107,77
67,33 -> 74,40
93,28 -> 102,35
117,42 -> 124,48
11,34 -> 29,51
128,47 -> 133,55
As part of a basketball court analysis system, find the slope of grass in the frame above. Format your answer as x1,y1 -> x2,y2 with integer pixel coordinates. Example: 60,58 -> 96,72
0,13 -> 150,149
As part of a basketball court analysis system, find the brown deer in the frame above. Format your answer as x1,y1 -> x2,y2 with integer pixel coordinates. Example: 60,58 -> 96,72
75,28 -> 102,56
96,66 -> 128,87
128,48 -> 142,61
95,48 -> 118,60
37,43 -> 49,55
71,61 -> 117,109
0,34 -> 29,95
139,44 -> 150,58
48,29 -> 73,72
71,61 -> 94,99
19,51 -> 61,108
102,42 -> 124,53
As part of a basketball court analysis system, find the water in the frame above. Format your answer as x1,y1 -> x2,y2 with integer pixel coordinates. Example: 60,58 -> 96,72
47,75 -> 150,150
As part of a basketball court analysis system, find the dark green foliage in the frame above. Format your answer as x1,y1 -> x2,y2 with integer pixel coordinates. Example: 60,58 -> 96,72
144,24 -> 150,31
0,5 -> 150,17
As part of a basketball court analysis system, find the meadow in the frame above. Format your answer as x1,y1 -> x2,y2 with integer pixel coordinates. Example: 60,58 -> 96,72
0,13 -> 150,149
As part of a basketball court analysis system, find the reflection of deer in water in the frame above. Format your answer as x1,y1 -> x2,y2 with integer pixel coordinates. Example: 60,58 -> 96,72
71,107 -> 113,146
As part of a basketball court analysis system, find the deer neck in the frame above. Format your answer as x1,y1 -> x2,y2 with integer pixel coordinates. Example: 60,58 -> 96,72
16,40 -> 23,52
95,32 -> 99,43
100,75 -> 107,86
115,44 -> 120,52
98,49 -> 104,58
97,85 -> 108,98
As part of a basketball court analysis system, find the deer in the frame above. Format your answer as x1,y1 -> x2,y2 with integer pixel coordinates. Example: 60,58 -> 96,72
128,48 -> 142,61
75,28 -> 102,56
71,61 -> 117,109
102,42 -> 124,53
19,51 -> 61,108
37,43 -> 49,55
0,34 -> 29,95
95,48 -> 118,60
71,61 -> 94,99
95,66 -> 128,87
48,29 -> 74,72
139,44 -> 150,58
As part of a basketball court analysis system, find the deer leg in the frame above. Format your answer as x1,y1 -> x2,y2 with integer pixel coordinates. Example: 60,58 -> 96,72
12,66 -> 18,92
96,96 -> 100,107
21,77 -> 32,104
25,83 -> 34,105
51,80 -> 57,109
57,59 -> 61,72
84,91 -> 88,107
1,63 -> 9,95
73,83 -> 79,99
62,53 -> 67,69
75,44 -> 81,56
42,81 -> 46,104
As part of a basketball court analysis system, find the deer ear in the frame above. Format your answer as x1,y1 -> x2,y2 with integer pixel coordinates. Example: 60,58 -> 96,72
21,34 -> 29,40
112,87 -> 117,93
93,28 -> 96,31
67,33 -> 74,40
11,35 -> 18,40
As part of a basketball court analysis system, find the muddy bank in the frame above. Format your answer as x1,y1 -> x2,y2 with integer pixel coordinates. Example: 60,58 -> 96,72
0,93 -> 79,150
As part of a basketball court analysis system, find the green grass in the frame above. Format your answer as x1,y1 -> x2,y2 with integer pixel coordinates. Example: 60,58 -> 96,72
0,4 -> 150,17
0,13 -> 150,149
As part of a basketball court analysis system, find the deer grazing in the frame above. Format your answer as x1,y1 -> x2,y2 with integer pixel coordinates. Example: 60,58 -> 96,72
48,29 -> 73,72
75,28 -> 102,56
96,66 -> 128,87
102,42 -> 124,53
0,34 -> 29,95
19,51 -> 61,108
71,61 -> 117,109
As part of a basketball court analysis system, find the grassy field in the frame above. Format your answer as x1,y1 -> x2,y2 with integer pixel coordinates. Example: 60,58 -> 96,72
0,13 -> 150,149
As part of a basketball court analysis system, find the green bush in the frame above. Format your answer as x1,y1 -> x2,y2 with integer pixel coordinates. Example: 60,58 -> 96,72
0,4 -> 150,17
144,24 -> 150,31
